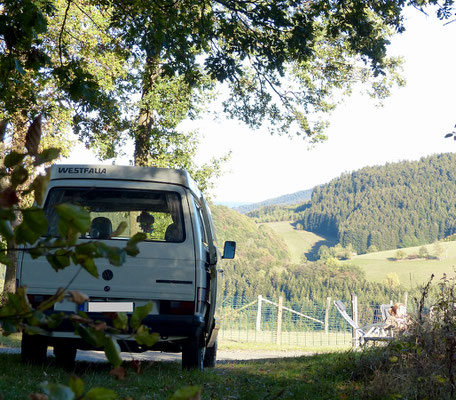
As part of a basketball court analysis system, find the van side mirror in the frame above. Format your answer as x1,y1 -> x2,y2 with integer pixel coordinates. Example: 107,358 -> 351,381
222,241 -> 236,259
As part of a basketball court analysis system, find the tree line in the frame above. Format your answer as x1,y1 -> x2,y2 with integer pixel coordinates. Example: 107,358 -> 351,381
248,153 -> 456,254
212,204 -> 407,308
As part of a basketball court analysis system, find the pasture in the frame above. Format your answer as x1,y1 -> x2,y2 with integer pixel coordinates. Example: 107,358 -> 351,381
265,220 -> 456,289
346,241 -> 456,289
261,221 -> 337,263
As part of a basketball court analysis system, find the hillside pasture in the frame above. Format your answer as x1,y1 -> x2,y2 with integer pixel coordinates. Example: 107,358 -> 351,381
261,221 -> 456,290
261,221 -> 337,263
344,241 -> 456,289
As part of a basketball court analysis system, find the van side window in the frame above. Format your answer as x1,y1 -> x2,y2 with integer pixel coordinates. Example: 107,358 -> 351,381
44,188 -> 185,242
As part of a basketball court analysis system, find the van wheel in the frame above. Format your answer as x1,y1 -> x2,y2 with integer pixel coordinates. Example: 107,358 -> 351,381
203,340 -> 217,368
21,333 -> 48,364
182,336 -> 205,371
54,344 -> 77,370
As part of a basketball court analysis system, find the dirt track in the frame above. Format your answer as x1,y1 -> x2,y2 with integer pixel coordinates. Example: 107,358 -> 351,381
0,347 -> 311,363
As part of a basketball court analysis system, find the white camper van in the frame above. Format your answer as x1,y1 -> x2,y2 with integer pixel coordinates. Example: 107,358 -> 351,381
17,164 -> 235,370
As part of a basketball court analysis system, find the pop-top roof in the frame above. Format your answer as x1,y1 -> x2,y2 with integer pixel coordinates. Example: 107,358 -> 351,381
50,164 -> 201,197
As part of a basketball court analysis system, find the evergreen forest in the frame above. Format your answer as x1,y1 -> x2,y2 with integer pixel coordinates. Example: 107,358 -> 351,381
251,153 -> 456,254
212,205 -> 407,309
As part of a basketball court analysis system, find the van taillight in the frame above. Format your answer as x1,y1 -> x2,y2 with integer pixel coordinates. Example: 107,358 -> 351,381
27,294 -> 52,309
160,301 -> 194,315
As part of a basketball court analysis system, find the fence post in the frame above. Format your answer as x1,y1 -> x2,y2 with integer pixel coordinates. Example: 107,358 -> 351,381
324,296 -> 331,334
403,292 -> 408,308
256,295 -> 262,331
276,295 -> 283,345
351,293 -> 359,348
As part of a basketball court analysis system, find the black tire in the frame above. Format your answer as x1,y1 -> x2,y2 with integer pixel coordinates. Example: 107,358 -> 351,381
21,333 -> 48,364
182,336 -> 205,371
203,340 -> 217,368
53,343 -> 77,370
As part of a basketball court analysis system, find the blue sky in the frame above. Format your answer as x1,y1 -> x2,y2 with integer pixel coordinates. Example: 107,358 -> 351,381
65,7 -> 456,204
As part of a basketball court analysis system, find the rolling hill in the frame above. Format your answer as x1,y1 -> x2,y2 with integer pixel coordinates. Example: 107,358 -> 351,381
265,219 -> 456,290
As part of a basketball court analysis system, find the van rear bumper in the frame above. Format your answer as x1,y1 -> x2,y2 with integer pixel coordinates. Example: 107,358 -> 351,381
42,311 -> 206,348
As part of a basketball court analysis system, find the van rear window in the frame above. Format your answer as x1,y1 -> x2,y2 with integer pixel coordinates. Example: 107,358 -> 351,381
44,187 -> 185,242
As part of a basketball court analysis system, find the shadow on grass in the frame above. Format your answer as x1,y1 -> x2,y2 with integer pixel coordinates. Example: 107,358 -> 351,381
0,351 -> 368,400
306,236 -> 338,261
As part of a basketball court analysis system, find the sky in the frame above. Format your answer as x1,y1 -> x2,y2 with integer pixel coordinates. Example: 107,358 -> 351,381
64,7 -> 456,204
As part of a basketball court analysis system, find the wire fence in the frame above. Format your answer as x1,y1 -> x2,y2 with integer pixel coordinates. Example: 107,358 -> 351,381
218,295 -> 408,349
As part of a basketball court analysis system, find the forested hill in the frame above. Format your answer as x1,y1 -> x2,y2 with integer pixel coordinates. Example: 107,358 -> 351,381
210,204 -> 406,307
296,153 -> 456,254
234,189 -> 312,214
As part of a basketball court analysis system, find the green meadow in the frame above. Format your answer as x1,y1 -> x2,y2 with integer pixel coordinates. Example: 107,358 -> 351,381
261,221 -> 337,263
345,241 -> 456,289
265,221 -> 456,289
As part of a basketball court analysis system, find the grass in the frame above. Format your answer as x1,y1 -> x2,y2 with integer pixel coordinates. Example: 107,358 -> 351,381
263,220 -> 456,289
219,329 -> 351,349
261,221 -> 337,263
344,241 -> 456,289
0,333 -> 21,348
0,350 -> 368,400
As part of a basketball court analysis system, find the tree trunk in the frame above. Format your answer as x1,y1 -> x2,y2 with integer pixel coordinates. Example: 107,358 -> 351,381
2,239 -> 17,295
133,53 -> 161,167
2,114 -> 27,295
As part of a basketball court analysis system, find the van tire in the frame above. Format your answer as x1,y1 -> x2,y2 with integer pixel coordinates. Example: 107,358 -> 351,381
182,336 -> 205,371
54,344 -> 77,370
21,333 -> 47,364
203,340 -> 217,368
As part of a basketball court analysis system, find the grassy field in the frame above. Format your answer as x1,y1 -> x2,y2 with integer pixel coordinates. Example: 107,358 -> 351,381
220,329 -> 351,350
344,241 -> 456,289
0,350 -> 371,399
261,221 -> 337,263
264,220 -> 456,289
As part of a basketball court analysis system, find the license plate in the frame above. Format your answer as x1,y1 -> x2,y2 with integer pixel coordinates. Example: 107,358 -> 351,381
87,302 -> 134,312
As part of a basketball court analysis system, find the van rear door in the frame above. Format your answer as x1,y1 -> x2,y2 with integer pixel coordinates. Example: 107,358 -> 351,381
19,182 -> 196,303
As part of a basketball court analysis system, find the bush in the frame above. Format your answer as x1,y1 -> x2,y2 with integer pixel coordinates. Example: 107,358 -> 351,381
356,274 -> 456,399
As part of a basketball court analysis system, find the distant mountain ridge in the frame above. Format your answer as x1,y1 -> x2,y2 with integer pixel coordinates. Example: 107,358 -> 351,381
234,189 -> 313,213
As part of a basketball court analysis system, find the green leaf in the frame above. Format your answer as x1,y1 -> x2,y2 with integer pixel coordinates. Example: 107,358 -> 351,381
29,246 -> 46,259
4,151 -> 26,168
15,207 -> 48,245
134,325 -> 159,347
4,287 -> 32,315
27,309 -> 46,326
112,312 -> 128,331
55,203 -> 91,234
83,387 -> 117,400
0,208 -> 15,220
34,147 -> 61,166
0,321 -> 17,334
46,252 -> 71,271
68,376 -> 84,398
103,336 -> 122,367
74,325 -> 104,348
30,170 -> 50,205
0,251 -> 11,266
15,220 -> 42,245
169,386 -> 202,400
14,59 -> 25,75
106,247 -> 126,267
80,257 -> 98,278
0,219 -> 13,240
130,302 -> 153,330
11,165 -> 29,187
125,232 -> 146,257
40,382 -> 76,400
23,207 -> 48,234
